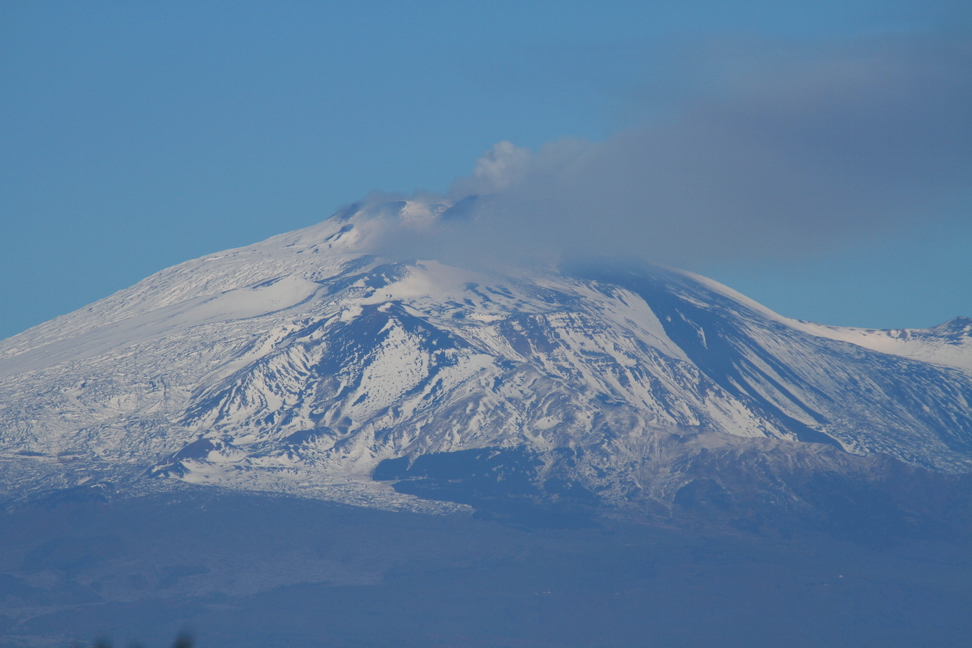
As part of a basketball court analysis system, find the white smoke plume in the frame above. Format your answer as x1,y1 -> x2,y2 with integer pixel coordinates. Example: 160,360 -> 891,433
369,34 -> 972,269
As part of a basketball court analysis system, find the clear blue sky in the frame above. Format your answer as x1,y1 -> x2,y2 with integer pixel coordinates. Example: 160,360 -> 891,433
2,0 -> 970,338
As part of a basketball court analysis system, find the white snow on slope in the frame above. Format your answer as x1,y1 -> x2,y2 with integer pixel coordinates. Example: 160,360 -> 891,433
687,271 -> 972,373
1,197 -> 971,508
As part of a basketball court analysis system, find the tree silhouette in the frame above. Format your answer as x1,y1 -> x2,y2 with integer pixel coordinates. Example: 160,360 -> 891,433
171,633 -> 193,648
76,632 -> 193,648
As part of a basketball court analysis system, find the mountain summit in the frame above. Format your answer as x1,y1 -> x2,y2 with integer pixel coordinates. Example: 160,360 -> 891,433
2,198 -> 972,526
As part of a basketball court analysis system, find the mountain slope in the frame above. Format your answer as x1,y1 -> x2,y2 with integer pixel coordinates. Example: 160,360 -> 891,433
1,198 -> 971,520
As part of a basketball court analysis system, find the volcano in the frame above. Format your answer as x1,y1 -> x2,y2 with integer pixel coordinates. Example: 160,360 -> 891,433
2,197 -> 972,528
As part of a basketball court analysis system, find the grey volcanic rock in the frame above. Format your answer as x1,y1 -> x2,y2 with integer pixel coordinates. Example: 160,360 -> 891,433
1,197 -> 971,524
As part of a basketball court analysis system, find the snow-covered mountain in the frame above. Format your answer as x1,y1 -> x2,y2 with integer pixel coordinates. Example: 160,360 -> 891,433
2,198 -> 971,519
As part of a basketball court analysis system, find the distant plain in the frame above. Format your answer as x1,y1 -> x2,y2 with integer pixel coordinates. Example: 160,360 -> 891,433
1,487 -> 970,648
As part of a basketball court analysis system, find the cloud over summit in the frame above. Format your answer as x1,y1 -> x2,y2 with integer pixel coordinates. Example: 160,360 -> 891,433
367,34 -> 972,269
449,141 -> 532,196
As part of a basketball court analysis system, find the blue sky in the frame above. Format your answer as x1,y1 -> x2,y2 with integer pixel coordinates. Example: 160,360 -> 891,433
2,0 -> 970,338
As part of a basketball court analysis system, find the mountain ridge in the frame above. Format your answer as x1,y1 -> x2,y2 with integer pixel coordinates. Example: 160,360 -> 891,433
2,197 -> 971,526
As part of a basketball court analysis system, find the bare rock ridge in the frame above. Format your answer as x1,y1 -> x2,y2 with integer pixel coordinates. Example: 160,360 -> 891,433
1,197 -> 971,529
